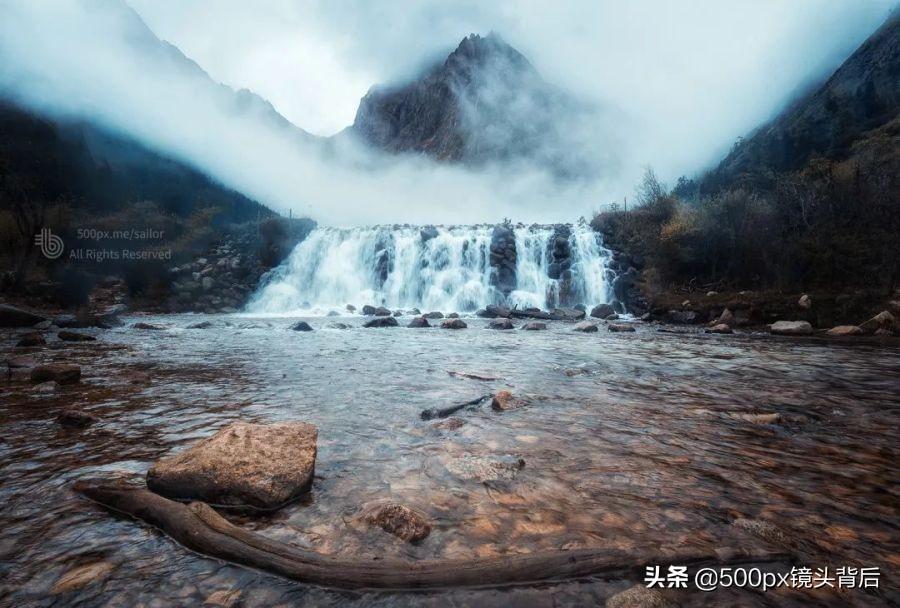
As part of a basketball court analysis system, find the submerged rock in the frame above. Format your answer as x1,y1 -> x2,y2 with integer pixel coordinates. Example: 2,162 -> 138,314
0,304 -> 47,327
441,318 -> 467,329
445,455 -> 525,482
57,409 -> 99,428
407,316 -> 430,328
290,321 -> 314,332
606,585 -> 676,608
31,363 -> 81,385
327,322 -> 352,330
147,421 -> 317,510
667,309 -> 698,324
589,303 -> 615,319
608,323 -> 636,333
363,503 -> 432,543
827,325 -> 863,336
572,321 -> 598,333
363,316 -> 399,328
51,561 -> 115,594
16,332 -> 45,347
58,330 -> 96,342
521,321 -> 547,330
769,320 -> 813,336
187,321 -> 214,329
491,390 -> 527,411
487,318 -> 514,330
433,417 -> 466,430
132,322 -> 166,330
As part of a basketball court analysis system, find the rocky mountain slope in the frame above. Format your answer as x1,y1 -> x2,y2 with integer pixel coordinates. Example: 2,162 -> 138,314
344,33 -> 601,177
702,9 -> 899,192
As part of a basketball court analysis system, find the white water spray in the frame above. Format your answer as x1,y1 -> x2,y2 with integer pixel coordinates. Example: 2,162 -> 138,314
246,224 -> 615,315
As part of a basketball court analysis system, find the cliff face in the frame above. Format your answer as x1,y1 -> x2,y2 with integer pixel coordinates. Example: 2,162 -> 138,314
705,10 -> 900,191
347,33 -> 598,176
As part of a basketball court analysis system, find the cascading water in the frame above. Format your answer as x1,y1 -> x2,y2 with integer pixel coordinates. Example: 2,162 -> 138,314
246,223 -> 616,314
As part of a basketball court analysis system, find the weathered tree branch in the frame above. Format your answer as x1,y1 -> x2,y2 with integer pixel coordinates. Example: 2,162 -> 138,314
74,481 -> 792,590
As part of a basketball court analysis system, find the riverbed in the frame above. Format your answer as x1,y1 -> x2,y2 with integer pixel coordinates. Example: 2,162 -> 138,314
1,315 -> 897,607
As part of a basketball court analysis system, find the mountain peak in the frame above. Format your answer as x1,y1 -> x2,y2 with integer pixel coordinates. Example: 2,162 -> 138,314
347,32 -> 593,174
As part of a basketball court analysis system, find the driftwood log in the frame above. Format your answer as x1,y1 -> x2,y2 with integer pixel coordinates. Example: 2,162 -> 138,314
420,394 -> 492,420
74,481 -> 792,590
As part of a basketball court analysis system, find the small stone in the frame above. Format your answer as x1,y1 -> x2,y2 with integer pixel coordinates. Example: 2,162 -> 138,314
132,322 -> 166,330
798,294 -> 811,309
363,503 -> 432,542
769,320 -> 813,336
423,311 -> 444,319
491,390 -> 527,411
487,318 -> 514,330
826,325 -> 863,336
521,321 -> 547,330
444,455 -> 525,482
327,322 -> 352,329
346,304 -> 357,313
407,316 -> 430,328
57,409 -> 99,428
441,318 -> 467,329
608,323 -> 636,333
0,304 -> 47,327
572,321 -> 598,332
589,303 -> 615,319
705,324 -> 732,334
733,412 -> 781,424
187,321 -> 214,329
363,316 -> 399,328
290,321 -> 313,331
706,291 -> 718,297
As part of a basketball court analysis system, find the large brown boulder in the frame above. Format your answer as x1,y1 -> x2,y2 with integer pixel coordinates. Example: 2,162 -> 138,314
572,321 -> 598,332
487,318 -> 514,330
0,304 -> 47,327
363,316 -> 399,328
589,303 -> 615,319
147,421 -> 317,510
31,363 -> 81,385
407,316 -> 430,328
827,325 -> 863,336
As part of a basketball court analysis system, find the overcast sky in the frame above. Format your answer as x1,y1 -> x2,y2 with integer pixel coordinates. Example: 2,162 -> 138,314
0,0 -> 895,225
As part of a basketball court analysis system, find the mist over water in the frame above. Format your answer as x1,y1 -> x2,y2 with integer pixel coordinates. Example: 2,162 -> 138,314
247,224 -> 614,314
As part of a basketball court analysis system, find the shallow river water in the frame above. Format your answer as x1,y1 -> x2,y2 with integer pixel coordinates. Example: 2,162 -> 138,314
1,314 -> 898,607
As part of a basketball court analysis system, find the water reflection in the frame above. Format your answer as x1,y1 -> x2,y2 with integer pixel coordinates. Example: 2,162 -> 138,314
1,316 -> 897,606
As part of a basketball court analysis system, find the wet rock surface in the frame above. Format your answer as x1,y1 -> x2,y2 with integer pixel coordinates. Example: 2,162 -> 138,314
444,455 -> 526,482
362,502 -> 432,543
491,390 -> 527,411
487,318 -> 514,330
769,320 -> 813,336
58,330 -> 97,342
441,318 -> 467,329
16,332 -> 45,347
57,409 -> 100,428
363,316 -> 399,328
572,321 -> 598,332
147,421 -> 318,510
290,321 -> 314,332
521,321 -> 547,330
407,316 -> 430,328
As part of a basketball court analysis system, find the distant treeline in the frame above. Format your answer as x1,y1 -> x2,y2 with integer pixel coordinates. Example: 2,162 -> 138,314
592,118 -> 899,295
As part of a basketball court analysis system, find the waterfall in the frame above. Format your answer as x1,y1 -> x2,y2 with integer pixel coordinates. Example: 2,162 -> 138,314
246,223 -> 615,315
